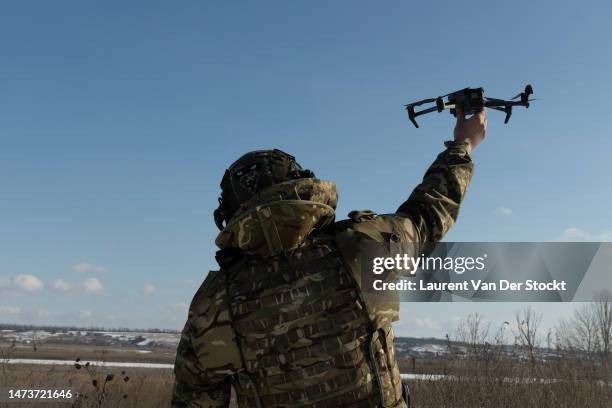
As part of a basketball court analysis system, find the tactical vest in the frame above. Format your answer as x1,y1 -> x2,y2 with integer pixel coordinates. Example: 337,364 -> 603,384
223,235 -> 406,408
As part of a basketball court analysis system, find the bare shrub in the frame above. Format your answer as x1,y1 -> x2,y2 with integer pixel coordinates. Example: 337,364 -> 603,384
593,290 -> 612,369
556,303 -> 600,363
513,306 -> 542,367
455,313 -> 491,358
0,339 -> 17,374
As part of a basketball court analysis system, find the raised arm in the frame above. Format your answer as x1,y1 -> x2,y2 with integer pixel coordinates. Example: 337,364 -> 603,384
396,108 -> 486,243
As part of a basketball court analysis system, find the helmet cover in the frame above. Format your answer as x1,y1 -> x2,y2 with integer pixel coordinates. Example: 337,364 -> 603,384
214,149 -> 314,230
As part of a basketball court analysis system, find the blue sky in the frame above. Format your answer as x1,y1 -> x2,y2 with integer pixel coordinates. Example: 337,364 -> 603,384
1,1 -> 611,336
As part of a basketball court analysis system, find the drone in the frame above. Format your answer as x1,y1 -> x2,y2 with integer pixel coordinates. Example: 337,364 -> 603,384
405,84 -> 534,128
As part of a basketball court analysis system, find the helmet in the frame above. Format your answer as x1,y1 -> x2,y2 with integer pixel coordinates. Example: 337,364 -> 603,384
214,149 -> 315,230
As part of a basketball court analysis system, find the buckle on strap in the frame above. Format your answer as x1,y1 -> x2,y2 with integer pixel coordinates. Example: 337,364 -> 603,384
402,382 -> 411,408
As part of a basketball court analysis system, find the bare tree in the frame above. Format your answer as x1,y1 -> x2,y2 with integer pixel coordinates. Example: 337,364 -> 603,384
593,290 -> 612,368
455,313 -> 491,358
514,306 -> 542,367
555,303 -> 600,362
490,321 -> 510,360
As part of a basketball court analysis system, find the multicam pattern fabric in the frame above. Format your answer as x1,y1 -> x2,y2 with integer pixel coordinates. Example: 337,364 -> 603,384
172,270 -> 241,407
396,141 -> 474,243
172,141 -> 474,407
215,178 -> 338,258
334,214 -> 421,330
227,241 -> 404,407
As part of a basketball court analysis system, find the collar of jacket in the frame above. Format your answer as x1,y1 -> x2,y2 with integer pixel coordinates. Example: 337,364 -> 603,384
215,178 -> 337,258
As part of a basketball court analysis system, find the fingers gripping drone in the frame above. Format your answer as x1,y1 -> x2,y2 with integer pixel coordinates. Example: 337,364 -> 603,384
405,84 -> 535,128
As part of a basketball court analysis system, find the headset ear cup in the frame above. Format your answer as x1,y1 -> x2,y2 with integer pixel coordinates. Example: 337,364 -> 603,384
302,169 -> 315,178
291,169 -> 315,179
214,207 -> 226,231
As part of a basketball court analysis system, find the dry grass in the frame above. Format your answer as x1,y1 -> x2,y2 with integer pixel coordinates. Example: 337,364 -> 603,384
401,357 -> 612,408
0,363 -> 174,407
406,377 -> 612,408
2,347 -> 612,407
3,344 -> 175,364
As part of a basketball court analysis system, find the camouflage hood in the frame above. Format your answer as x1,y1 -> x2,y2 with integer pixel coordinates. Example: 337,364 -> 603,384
215,178 -> 338,257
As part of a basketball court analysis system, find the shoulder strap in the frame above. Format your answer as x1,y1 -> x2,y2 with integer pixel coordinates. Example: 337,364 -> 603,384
332,213 -> 404,329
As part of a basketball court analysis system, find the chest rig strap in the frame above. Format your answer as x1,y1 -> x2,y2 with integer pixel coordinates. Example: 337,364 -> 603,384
369,328 -> 389,408
221,255 -> 264,408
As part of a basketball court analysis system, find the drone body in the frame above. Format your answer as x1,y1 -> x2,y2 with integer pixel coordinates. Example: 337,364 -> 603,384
405,85 -> 534,128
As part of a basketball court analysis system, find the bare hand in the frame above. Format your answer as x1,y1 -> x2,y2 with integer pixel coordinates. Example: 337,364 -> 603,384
453,107 -> 487,153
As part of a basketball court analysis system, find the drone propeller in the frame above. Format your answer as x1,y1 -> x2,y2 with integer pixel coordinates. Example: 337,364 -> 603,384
510,84 -> 534,103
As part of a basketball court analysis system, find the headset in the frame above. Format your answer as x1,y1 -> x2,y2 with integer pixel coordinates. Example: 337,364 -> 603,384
214,149 -> 314,230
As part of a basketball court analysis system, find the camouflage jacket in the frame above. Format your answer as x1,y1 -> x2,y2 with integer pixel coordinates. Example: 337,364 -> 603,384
172,141 -> 474,407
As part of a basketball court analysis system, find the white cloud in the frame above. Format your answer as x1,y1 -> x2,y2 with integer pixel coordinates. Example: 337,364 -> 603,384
143,283 -> 156,295
494,207 -> 513,216
79,310 -> 93,320
555,227 -> 612,242
415,317 -> 440,330
13,274 -> 44,291
53,279 -> 73,291
0,274 -> 44,293
82,277 -> 104,294
38,308 -> 50,318
0,305 -> 21,315
72,262 -> 105,273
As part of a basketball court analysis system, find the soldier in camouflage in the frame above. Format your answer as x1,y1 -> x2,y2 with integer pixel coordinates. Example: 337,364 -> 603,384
172,108 -> 487,407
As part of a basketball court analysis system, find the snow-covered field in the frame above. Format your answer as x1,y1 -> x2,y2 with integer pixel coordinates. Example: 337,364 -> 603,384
0,328 -> 180,349
3,358 -> 174,369
0,328 -> 452,357
0,329 -> 62,342
407,344 -> 449,355
91,331 -> 179,348
2,327 -> 523,361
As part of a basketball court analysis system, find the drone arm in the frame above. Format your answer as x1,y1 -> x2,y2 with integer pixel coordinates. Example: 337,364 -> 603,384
406,97 -> 437,107
406,97 -> 448,127
414,106 -> 440,116
407,105 -> 438,128
486,100 -> 529,107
